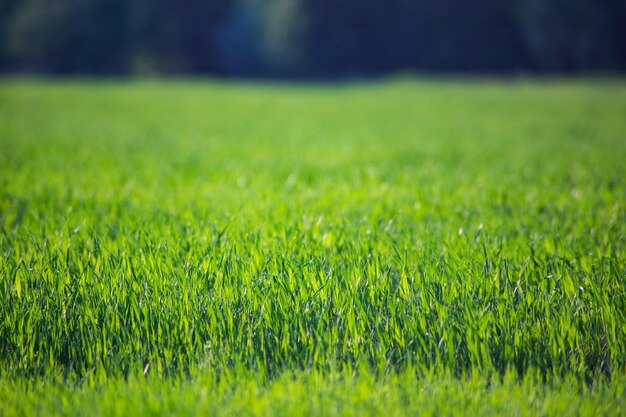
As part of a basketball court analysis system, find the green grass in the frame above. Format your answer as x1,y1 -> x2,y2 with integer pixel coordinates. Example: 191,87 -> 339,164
1,78 -> 625,416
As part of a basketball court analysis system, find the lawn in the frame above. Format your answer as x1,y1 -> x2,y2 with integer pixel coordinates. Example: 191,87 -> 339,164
0,78 -> 625,416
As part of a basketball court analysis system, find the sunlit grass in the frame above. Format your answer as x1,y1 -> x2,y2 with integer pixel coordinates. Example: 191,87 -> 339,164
1,78 -> 625,415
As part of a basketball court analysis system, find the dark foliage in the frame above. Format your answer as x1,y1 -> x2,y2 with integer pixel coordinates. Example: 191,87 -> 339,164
0,0 -> 624,77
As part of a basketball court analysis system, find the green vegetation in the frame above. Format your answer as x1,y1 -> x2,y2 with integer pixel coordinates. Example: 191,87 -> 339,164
1,79 -> 625,415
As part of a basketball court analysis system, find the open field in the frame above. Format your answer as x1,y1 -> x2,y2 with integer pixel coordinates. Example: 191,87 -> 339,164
1,78 -> 625,415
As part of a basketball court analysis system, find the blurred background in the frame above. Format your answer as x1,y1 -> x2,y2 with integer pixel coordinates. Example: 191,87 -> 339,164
0,0 -> 624,78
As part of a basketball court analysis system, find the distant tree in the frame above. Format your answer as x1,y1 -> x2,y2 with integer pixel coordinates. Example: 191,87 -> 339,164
132,0 -> 233,74
301,0 -> 528,76
214,0 -> 266,76
611,0 -> 626,71
0,0 -> 22,72
7,0 -> 131,74
214,0 -> 306,77
301,0 -> 411,76
261,0 -> 308,77
514,0 -> 619,72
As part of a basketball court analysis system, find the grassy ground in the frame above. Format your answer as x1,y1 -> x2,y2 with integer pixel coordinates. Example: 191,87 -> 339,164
0,78 -> 625,415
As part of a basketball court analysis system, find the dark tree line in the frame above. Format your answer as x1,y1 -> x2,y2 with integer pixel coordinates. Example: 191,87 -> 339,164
1,0 -> 624,77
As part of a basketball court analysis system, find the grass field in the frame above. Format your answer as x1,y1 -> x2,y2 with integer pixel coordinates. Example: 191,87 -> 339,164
1,78 -> 625,416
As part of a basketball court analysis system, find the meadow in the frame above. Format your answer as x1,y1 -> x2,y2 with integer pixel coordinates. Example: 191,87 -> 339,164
0,78 -> 625,416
